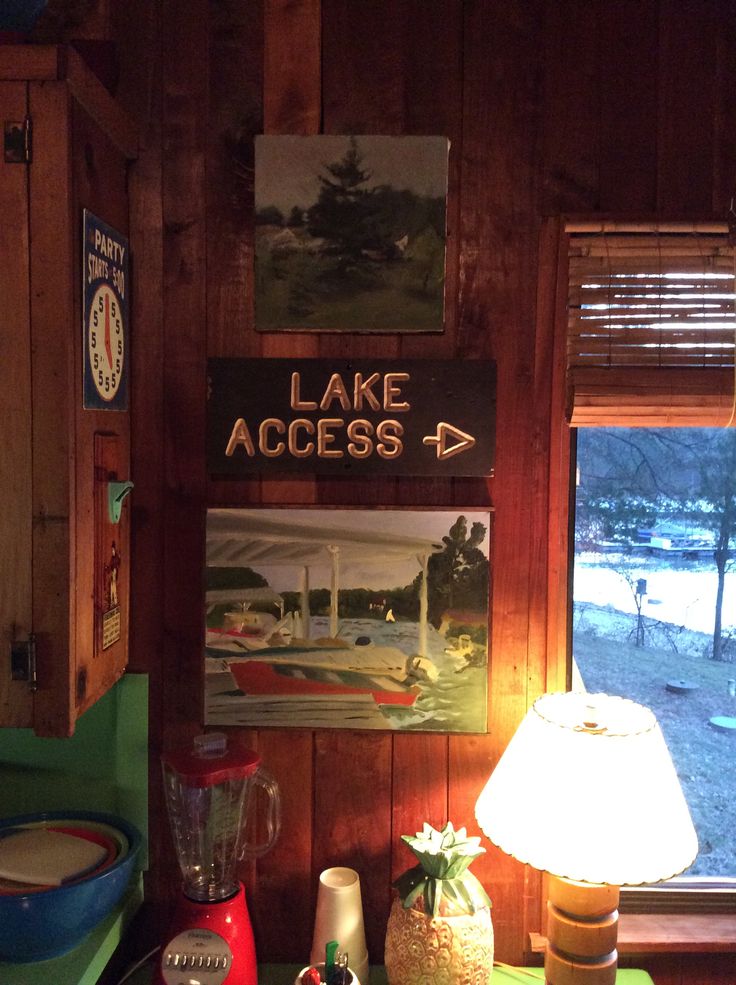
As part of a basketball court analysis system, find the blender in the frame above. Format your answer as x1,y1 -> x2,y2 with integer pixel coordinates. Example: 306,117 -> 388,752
156,732 -> 281,985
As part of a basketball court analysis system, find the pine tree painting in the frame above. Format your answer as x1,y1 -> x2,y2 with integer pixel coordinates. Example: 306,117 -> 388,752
254,135 -> 449,333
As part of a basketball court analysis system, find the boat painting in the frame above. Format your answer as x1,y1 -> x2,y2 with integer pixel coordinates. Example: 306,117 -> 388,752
204,508 -> 491,732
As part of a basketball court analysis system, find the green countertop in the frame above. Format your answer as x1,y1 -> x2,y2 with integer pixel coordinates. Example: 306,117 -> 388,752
118,960 -> 655,985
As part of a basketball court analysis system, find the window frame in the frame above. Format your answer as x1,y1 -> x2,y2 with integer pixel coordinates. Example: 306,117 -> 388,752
546,216 -> 736,916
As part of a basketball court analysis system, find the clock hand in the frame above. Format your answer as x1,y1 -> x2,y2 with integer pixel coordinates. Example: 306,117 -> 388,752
104,292 -> 113,369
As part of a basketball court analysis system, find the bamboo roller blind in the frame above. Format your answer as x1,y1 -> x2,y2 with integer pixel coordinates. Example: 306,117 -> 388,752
566,226 -> 736,426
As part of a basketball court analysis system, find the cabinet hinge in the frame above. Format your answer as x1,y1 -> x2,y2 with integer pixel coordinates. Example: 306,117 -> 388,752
10,635 -> 38,691
4,117 -> 32,164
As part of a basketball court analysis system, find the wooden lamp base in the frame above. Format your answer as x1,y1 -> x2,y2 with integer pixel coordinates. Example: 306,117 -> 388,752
544,875 -> 620,985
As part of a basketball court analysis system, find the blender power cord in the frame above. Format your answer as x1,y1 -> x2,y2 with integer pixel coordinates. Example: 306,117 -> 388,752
115,944 -> 161,985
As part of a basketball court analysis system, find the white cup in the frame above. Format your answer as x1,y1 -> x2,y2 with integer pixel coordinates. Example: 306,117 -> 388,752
310,867 -> 369,985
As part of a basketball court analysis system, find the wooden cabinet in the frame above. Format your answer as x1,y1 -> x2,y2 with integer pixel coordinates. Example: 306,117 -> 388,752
0,46 -> 136,736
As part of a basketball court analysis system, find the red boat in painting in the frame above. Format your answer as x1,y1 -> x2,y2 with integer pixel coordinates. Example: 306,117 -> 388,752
227,659 -> 420,707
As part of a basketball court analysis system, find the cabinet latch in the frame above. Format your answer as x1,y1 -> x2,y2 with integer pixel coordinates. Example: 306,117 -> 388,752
10,635 -> 38,691
4,117 -> 32,164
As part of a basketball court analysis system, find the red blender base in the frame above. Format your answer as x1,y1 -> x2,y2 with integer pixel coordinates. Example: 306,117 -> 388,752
155,882 -> 258,985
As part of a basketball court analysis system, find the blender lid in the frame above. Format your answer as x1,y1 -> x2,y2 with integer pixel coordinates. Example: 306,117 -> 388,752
162,732 -> 261,786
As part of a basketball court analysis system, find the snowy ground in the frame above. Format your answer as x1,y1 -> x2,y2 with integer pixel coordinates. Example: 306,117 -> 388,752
575,551 -> 736,636
573,553 -> 736,879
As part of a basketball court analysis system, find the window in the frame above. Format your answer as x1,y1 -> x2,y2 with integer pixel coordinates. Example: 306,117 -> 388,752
573,426 -> 736,906
559,221 -> 736,908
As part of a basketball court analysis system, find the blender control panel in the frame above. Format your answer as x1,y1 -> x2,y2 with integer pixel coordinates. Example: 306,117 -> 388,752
161,930 -> 233,985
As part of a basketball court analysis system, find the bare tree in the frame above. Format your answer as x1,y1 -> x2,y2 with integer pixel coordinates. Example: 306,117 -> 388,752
577,427 -> 736,661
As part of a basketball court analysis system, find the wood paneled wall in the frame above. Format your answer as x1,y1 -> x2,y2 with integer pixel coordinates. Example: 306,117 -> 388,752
102,2 -> 736,982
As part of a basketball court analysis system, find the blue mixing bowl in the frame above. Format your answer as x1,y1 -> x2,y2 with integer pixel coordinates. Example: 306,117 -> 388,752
0,810 -> 142,963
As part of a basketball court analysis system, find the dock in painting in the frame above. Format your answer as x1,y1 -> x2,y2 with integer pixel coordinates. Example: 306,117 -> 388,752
204,508 -> 491,732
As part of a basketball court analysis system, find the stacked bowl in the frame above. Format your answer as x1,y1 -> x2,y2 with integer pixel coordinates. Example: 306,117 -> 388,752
0,810 -> 141,963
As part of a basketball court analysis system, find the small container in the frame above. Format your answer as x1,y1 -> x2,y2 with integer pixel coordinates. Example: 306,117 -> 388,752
295,963 -> 360,985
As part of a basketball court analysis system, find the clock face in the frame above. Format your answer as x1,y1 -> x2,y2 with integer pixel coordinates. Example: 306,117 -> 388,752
88,283 -> 124,402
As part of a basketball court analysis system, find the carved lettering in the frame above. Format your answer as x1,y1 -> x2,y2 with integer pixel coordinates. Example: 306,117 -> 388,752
317,418 -> 344,457
290,372 -> 317,410
288,419 -> 315,457
319,373 -> 352,412
346,419 -> 374,458
225,418 -> 255,457
353,372 -> 381,411
384,373 -> 410,411
376,420 -> 403,458
291,370 -> 411,412
259,418 -> 285,457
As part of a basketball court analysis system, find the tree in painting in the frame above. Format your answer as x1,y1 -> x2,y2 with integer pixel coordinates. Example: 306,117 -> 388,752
307,136 -> 381,278
421,515 -> 489,629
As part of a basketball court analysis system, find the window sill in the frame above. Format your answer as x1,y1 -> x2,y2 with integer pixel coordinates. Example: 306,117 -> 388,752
530,913 -> 736,955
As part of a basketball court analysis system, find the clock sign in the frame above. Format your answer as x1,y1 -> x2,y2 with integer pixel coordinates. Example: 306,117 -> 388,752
83,210 -> 129,411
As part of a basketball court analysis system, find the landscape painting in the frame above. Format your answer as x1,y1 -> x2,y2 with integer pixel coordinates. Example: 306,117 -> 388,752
204,508 -> 491,731
254,135 -> 449,333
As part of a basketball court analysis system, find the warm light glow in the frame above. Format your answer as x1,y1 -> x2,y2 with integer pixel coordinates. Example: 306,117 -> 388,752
475,691 -> 698,887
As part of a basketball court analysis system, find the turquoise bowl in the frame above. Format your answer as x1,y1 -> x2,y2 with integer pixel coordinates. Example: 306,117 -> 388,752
0,810 -> 141,963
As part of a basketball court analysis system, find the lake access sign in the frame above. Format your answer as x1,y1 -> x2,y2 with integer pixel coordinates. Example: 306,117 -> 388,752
207,358 -> 495,477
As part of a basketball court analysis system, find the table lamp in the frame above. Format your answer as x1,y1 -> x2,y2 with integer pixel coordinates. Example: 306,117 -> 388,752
475,691 -> 698,985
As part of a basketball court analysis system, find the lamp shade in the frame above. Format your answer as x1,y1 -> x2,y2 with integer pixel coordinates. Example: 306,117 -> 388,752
475,691 -> 698,886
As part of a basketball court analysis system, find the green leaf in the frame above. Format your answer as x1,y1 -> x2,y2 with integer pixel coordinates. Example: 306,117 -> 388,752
441,880 -> 462,908
393,864 -> 426,903
403,879 -> 426,911
425,878 -> 439,917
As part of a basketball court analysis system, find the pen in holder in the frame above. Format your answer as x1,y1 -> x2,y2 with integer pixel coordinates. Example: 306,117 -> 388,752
295,962 -> 358,985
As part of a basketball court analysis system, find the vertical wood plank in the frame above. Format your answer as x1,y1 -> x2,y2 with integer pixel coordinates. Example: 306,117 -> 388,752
112,0 -> 167,937
539,0 -> 599,215
457,0 -> 543,963
399,0 -> 462,361
536,219 -> 571,699
314,732 -> 393,966
28,81 -> 75,736
712,2 -> 736,214
523,217 -> 570,948
261,0 -> 321,505
252,0 -> 322,960
391,732 -> 449,886
205,2 -> 263,554
263,0 -> 321,136
154,0 -> 210,927
208,0 -> 263,360
0,80 -> 33,727
250,729 -> 315,961
448,733 -> 504,912
321,0 -> 406,135
598,0 -> 658,212
657,0 -> 718,213
160,0 -> 209,754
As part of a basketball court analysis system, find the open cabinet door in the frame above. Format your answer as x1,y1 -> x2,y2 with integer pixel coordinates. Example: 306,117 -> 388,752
0,79 -> 34,728
0,46 -> 136,736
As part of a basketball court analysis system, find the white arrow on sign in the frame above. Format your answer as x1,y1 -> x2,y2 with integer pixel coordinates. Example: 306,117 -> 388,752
422,422 -> 477,460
